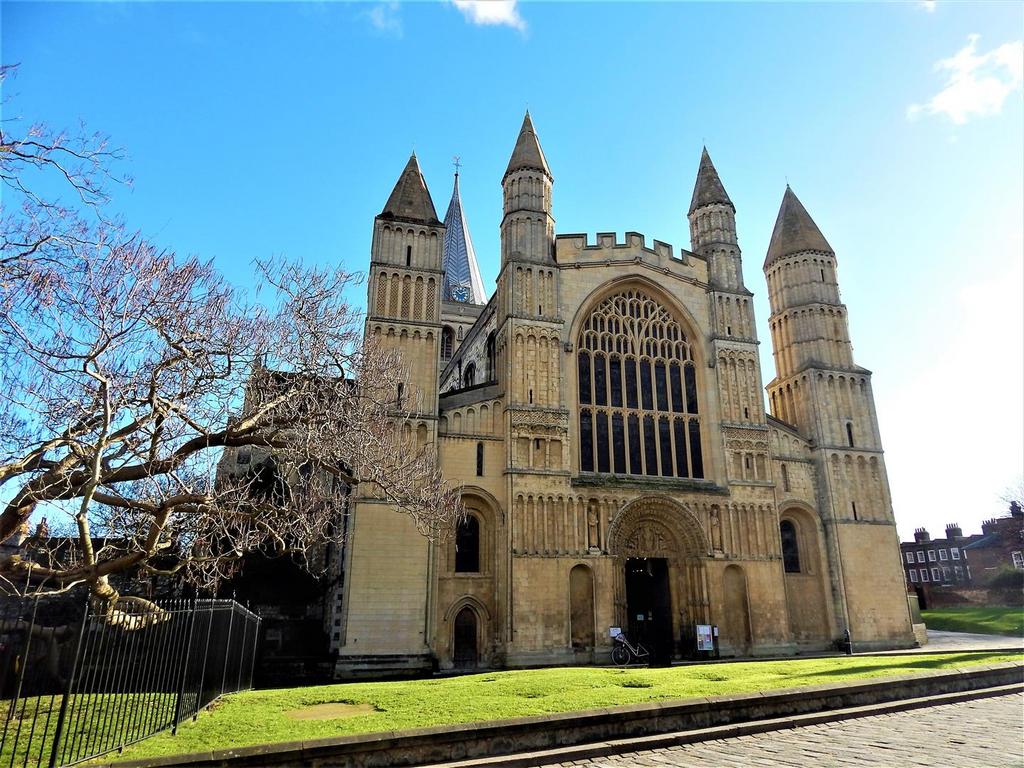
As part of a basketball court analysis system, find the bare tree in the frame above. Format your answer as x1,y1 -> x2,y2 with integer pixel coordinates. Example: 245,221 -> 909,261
999,476 -> 1023,514
0,67 -> 462,610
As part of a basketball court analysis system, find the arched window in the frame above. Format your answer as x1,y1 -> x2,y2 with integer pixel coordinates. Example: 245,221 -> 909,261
441,326 -> 454,361
455,515 -> 480,573
780,519 -> 800,573
475,442 -> 484,476
781,463 -> 790,492
463,362 -> 476,388
576,287 -> 703,479
485,331 -> 497,382
846,422 -> 855,447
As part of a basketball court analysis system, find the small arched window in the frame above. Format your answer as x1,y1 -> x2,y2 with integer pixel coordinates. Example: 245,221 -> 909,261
455,515 -> 480,573
475,442 -> 484,476
441,326 -> 454,361
406,245 -> 412,267
485,332 -> 497,382
781,463 -> 790,492
463,362 -> 476,388
846,422 -> 855,447
780,519 -> 800,573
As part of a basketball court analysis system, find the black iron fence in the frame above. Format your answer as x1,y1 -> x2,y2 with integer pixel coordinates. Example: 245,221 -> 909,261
0,596 -> 260,768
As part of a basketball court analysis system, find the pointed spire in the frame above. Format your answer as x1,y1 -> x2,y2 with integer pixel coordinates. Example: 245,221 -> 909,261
379,153 -> 441,225
442,170 -> 486,304
688,147 -> 734,215
764,186 -> 834,268
503,111 -> 551,180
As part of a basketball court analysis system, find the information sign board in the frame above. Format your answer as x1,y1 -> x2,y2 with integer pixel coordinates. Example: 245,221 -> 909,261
696,623 -> 714,651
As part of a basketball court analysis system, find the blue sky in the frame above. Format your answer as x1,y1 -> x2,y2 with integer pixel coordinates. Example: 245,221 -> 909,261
3,0 -> 1022,540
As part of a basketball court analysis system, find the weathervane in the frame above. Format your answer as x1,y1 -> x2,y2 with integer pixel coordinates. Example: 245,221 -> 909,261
453,155 -> 462,176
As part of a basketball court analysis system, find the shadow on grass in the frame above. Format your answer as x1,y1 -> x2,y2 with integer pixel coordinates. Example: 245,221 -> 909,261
796,652 -> 1018,679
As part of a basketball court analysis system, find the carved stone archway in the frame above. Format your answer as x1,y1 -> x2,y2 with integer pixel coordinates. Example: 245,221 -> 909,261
608,496 -> 712,656
608,495 -> 711,558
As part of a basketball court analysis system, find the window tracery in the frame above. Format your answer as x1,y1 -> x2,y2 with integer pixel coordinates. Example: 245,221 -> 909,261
577,288 -> 703,478
441,326 -> 454,361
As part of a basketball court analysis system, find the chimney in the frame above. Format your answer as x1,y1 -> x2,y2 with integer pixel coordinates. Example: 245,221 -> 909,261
945,523 -> 963,540
1010,501 -> 1023,519
914,527 -> 930,544
33,516 -> 49,539
982,518 -> 997,534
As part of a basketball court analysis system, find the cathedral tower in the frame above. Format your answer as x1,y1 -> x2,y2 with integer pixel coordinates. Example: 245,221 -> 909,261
495,112 -> 561,411
337,154 -> 444,675
495,114 -> 568,665
368,153 -> 445,412
688,150 -> 768,484
764,186 -> 913,648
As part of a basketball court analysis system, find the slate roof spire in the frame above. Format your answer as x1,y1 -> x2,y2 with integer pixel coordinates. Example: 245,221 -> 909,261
764,186 -> 834,268
442,168 -> 486,304
379,153 -> 441,226
503,111 -> 551,180
688,147 -> 734,215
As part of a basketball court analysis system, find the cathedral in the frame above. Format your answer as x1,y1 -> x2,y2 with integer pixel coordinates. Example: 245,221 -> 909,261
333,113 -> 916,675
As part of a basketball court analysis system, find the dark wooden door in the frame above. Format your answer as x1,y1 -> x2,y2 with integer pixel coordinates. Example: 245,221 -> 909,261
453,607 -> 478,668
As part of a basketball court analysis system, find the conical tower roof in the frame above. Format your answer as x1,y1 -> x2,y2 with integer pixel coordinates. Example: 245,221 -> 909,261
764,186 -> 833,268
442,171 -> 486,304
688,147 -> 734,214
379,153 -> 441,226
503,111 -> 551,180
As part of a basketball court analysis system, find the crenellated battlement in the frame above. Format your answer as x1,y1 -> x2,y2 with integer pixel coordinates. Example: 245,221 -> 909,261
554,231 -> 704,282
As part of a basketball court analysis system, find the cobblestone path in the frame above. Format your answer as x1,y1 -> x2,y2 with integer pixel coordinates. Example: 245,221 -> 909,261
561,693 -> 1024,767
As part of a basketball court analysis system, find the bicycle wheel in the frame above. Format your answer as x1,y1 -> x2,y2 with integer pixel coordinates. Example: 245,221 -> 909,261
611,644 -> 631,666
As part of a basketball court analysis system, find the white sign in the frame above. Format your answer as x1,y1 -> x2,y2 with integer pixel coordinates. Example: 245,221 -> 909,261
696,623 -> 714,651
609,626 -> 622,638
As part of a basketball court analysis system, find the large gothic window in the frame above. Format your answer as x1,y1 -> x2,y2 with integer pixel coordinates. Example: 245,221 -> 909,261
577,288 -> 704,479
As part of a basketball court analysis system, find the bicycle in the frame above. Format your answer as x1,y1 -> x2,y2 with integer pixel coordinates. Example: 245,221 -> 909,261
611,632 -> 650,666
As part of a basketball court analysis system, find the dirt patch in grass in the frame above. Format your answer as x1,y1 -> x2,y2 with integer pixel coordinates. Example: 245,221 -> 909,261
618,678 -> 653,688
285,702 -> 379,720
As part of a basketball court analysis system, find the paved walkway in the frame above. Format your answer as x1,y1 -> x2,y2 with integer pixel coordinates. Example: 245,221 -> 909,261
916,629 -> 1024,652
560,693 -> 1024,768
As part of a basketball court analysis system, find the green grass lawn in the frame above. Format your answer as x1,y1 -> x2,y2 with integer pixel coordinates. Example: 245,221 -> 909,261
0,692 -> 175,768
105,651 -> 1022,763
922,606 -> 1024,637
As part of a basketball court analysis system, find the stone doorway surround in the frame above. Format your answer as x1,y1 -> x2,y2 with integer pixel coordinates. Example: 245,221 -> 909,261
607,495 -> 712,658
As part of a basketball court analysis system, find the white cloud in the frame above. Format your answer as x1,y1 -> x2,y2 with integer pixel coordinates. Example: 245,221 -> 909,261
450,0 -> 526,31
365,2 -> 403,37
908,34 -> 1023,124
917,1 -> 937,12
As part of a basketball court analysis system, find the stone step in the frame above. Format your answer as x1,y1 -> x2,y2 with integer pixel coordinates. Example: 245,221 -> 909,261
334,653 -> 435,680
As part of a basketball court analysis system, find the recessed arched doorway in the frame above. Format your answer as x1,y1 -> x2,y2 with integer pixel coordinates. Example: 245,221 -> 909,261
452,607 -> 478,668
607,496 -> 711,662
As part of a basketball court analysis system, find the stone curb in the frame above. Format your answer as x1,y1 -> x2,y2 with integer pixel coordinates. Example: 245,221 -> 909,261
113,661 -> 1024,768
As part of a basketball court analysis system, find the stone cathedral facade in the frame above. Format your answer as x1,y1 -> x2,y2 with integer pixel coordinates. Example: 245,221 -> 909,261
334,113 -> 915,676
